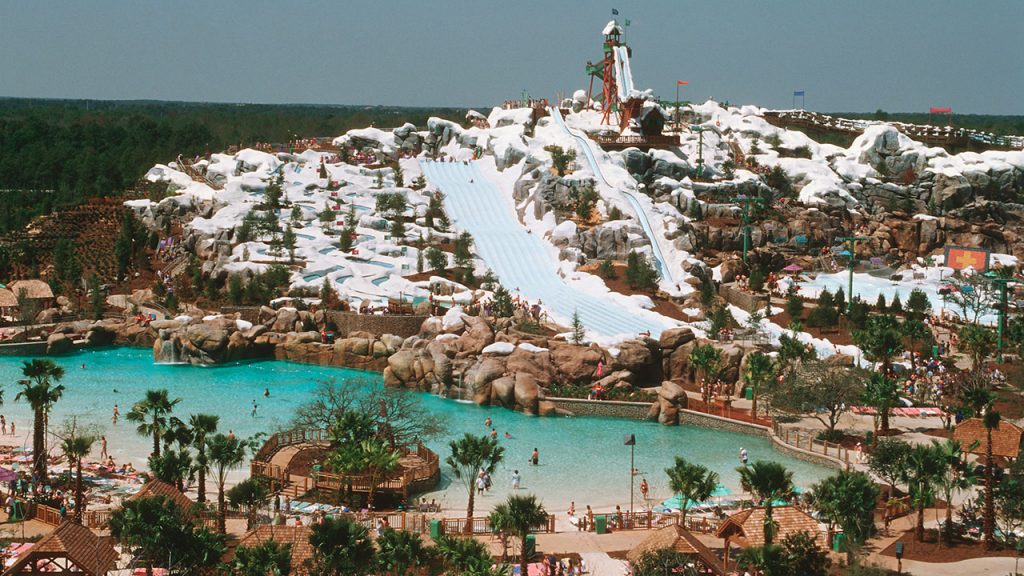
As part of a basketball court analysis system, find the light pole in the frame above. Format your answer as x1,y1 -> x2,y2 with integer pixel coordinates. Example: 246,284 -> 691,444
983,271 -> 1010,362
690,125 -> 705,177
624,434 -> 636,517
836,236 -> 868,313
730,195 -> 765,264
675,81 -> 688,132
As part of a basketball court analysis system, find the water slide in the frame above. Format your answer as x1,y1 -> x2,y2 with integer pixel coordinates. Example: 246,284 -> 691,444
612,46 -> 635,100
420,160 -> 669,339
548,108 -> 676,286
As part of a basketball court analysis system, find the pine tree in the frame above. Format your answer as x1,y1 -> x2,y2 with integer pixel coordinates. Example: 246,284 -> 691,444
426,247 -> 447,273
570,310 -> 586,344
390,219 -> 406,242
318,160 -> 328,179
375,171 -> 384,189
598,259 -> 617,279
290,205 -> 303,223
393,163 -> 404,188
454,232 -> 473,269
416,248 -> 424,273
283,224 -> 297,263
491,286 -> 514,318
625,251 -> 658,291
875,293 -> 887,312
748,267 -> 764,292
889,293 -> 903,314
265,179 -> 283,208
87,274 -> 104,320
228,275 -> 243,305
346,205 -> 358,228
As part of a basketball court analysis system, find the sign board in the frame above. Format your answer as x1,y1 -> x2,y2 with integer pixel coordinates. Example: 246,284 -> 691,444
944,245 -> 991,272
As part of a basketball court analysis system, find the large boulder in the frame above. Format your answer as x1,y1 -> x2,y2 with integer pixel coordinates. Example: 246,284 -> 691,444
514,372 -> 541,415
46,332 -> 73,355
658,327 -> 695,350
186,324 -> 229,355
549,342 -> 603,382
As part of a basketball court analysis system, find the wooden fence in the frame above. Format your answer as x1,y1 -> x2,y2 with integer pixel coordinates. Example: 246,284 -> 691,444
772,422 -> 853,469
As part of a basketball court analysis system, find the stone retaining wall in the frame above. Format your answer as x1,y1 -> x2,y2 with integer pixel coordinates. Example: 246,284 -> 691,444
720,283 -> 769,314
0,341 -> 48,356
326,311 -> 428,339
546,398 -> 652,419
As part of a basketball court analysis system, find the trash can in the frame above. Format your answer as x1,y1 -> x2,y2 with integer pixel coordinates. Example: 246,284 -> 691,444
832,532 -> 847,553
524,534 -> 536,558
429,519 -> 443,539
595,515 -> 608,534
745,387 -> 753,401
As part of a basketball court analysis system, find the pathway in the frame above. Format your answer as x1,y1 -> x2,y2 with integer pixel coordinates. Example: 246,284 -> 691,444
420,160 -> 672,339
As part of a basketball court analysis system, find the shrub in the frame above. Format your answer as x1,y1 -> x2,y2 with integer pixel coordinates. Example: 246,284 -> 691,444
785,294 -> 804,320
598,260 -> 617,279
625,251 -> 659,291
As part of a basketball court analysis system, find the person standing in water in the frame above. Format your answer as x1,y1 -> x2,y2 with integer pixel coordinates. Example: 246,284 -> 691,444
251,400 -> 258,418
100,436 -> 108,460
111,405 -> 119,425
530,448 -> 539,466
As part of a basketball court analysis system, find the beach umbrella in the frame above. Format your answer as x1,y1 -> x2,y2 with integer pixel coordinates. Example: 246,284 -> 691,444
836,249 -> 852,257
783,264 -> 803,272
711,483 -> 732,498
0,467 -> 15,482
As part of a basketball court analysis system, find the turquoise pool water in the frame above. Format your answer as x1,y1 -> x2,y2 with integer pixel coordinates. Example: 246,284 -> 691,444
0,348 -> 833,513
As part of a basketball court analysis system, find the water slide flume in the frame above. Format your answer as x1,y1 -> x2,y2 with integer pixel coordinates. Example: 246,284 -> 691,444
420,160 -> 670,339
548,107 -> 676,288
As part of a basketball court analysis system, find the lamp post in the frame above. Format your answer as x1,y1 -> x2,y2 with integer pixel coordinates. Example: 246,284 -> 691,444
730,195 -> 765,264
690,125 -> 705,177
983,271 -> 1010,362
836,236 -> 868,313
624,434 -> 636,516
675,81 -> 688,132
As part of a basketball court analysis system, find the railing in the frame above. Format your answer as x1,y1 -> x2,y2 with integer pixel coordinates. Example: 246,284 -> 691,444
772,422 -> 852,469
29,503 -> 63,526
84,508 -> 115,529
593,510 -> 657,531
683,515 -> 721,534
592,133 -> 682,149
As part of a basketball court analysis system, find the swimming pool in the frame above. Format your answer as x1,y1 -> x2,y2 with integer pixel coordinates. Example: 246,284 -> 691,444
0,348 -> 833,514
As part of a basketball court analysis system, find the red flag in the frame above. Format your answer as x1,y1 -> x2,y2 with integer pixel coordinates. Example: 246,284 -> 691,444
677,80 -> 689,85
929,107 -> 952,114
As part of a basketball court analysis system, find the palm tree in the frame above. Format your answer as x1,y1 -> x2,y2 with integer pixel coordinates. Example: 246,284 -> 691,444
227,477 -> 271,530
358,440 -> 401,512
433,533 -> 505,575
736,461 -> 794,545
933,438 -> 974,546
962,382 -> 1000,549
308,515 -> 376,576
862,372 -> 899,436
446,433 -> 505,528
376,528 -> 431,576
689,344 -> 722,386
16,359 -> 65,480
743,351 -> 774,418
188,413 -> 219,503
207,433 -> 250,533
233,539 -> 292,576
734,544 -> 785,576
906,443 -> 943,542
488,494 -> 548,576
59,423 -> 95,523
147,449 -> 193,492
665,456 -> 719,527
126,389 -> 181,459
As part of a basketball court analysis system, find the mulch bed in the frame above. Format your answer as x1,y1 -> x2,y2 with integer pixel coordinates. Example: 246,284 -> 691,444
879,528 -> 1019,562
769,308 -> 855,346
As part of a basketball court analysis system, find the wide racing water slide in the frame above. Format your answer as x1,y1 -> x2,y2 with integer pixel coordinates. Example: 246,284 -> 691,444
613,45 -> 635,99
420,160 -> 670,339
548,108 -> 676,287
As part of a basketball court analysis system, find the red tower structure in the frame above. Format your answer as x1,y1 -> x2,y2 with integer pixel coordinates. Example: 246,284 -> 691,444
587,20 -> 642,132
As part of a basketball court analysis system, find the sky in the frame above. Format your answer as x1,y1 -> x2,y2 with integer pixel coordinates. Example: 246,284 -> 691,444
1,0 -> 1021,114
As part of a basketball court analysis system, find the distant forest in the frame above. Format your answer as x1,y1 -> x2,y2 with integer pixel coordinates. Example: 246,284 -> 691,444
829,110 -> 1024,136
0,98 -> 468,234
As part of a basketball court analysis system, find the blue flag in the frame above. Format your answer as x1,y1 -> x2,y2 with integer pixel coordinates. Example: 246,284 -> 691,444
793,90 -> 805,97
612,8 -> 619,15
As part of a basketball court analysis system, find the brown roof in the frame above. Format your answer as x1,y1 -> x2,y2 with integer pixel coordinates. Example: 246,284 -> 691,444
0,288 -> 16,308
8,279 -> 54,300
626,524 -> 724,575
954,418 -> 1023,459
716,506 -> 825,548
231,525 -> 314,575
130,479 -> 197,519
4,520 -> 118,576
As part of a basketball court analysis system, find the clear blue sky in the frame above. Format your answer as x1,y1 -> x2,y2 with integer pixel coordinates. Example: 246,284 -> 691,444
2,0 -> 1020,114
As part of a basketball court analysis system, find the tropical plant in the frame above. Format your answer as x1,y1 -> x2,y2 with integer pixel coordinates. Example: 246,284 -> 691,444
187,413 -> 219,502
959,323 -> 996,371
853,315 -> 903,375
905,443 -> 943,542
376,528 -> 431,576
862,373 -> 900,435
489,494 -> 548,576
207,433 -> 252,533
868,438 -> 911,497
58,420 -> 96,522
447,434 -> 505,527
110,495 -> 225,576
125,389 -> 181,459
812,470 -> 879,563
233,539 -> 292,576
736,461 -> 795,545
306,515 -> 376,576
743,352 -> 774,419
689,344 -> 722,385
16,358 -> 65,480
933,438 -> 975,546
356,439 -> 401,511
227,477 -> 271,530
433,533 -> 502,575
665,456 -> 718,527
148,449 -> 193,492
735,544 -> 787,576
902,319 -> 932,368
961,382 -> 1000,549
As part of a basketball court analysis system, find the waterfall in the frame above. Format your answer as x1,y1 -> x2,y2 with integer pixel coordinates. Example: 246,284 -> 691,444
154,332 -> 186,365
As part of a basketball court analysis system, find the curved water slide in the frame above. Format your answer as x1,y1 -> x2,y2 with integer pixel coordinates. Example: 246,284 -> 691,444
420,160 -> 670,339
548,108 -> 676,287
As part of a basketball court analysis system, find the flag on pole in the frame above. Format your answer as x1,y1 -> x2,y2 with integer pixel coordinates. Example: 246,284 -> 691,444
929,107 -> 952,114
612,8 -> 619,15
677,80 -> 689,85
624,18 -> 631,26
793,90 -> 805,97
